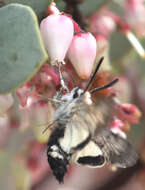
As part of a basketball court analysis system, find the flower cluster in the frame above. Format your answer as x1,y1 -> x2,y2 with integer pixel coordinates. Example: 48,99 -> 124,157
40,2 -> 97,79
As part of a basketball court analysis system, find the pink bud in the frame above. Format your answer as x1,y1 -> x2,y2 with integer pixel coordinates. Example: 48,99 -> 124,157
110,119 -> 127,139
67,32 -> 97,79
16,83 -> 32,107
117,103 -> 141,124
124,0 -> 145,36
89,9 -> 117,37
40,14 -> 74,64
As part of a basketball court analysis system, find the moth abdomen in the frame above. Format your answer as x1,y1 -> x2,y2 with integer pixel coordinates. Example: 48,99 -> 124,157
47,152 -> 69,183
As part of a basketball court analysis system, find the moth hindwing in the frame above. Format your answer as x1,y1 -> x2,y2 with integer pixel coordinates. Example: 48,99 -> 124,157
46,58 -> 138,183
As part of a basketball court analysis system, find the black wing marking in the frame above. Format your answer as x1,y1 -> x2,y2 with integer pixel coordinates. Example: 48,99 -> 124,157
93,129 -> 139,168
77,155 -> 105,166
72,140 -> 106,167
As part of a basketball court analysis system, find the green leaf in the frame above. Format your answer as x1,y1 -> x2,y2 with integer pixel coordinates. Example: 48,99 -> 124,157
2,0 -> 50,20
0,4 -> 48,93
124,37 -> 145,77
109,31 -> 132,63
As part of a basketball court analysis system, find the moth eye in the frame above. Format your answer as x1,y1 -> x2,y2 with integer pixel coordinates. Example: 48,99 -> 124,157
62,99 -> 67,102
73,92 -> 79,99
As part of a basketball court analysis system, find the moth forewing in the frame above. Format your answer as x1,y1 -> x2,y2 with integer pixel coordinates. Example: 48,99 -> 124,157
59,117 -> 91,154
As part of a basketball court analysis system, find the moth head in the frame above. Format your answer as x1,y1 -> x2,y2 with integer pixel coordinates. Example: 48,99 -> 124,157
61,87 -> 84,102
47,145 -> 69,183
71,87 -> 93,105
59,57 -> 118,104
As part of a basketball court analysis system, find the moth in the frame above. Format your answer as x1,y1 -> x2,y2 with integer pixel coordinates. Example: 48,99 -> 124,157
45,57 -> 138,183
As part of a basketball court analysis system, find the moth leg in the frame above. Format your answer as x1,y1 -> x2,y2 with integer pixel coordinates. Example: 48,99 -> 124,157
42,119 -> 58,134
58,62 -> 69,92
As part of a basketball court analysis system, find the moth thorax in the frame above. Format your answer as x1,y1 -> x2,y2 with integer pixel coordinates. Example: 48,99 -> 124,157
83,91 -> 92,105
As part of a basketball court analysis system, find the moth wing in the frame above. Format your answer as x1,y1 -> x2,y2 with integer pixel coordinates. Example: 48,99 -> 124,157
90,97 -> 116,132
72,97 -> 116,135
72,140 -> 105,168
66,98 -> 116,168
94,129 -> 138,168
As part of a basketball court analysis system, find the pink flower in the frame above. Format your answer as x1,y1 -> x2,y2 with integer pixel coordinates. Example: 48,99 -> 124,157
89,8 -> 118,37
124,0 -> 145,36
116,103 -> 141,124
67,32 -> 97,79
40,12 -> 74,64
110,119 -> 127,139
16,83 -> 32,107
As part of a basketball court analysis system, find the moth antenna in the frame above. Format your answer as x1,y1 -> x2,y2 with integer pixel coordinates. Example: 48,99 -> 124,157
90,78 -> 119,94
83,57 -> 104,94
43,98 -> 62,103
37,94 -> 62,103
36,122 -> 51,127
58,62 -> 69,92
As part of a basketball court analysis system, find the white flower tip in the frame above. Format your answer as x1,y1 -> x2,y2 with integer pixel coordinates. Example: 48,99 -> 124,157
48,2 -> 60,15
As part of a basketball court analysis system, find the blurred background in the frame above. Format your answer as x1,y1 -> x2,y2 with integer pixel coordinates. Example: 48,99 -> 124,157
1,0 -> 145,190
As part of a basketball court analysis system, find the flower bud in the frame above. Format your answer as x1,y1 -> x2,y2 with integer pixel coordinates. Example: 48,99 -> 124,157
117,103 -> 141,124
110,119 -> 127,139
124,0 -> 145,37
16,83 -> 32,107
67,32 -> 97,79
40,13 -> 74,64
89,9 -> 117,37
